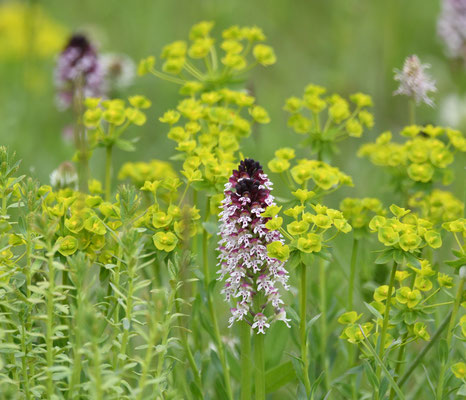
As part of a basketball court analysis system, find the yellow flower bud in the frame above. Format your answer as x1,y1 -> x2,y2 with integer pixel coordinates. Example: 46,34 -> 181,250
350,92 -> 372,108
249,106 -> 270,124
266,241 -> 290,262
358,110 -> 374,128
252,44 -> 276,66
84,215 -> 106,236
287,220 -> 309,236
275,148 -> 295,160
128,95 -> 151,109
297,233 -> 322,253
137,56 -> 155,76
153,231 -> 178,252
57,235 -> 78,256
374,285 -> 394,302
451,362 -> 466,379
152,212 -> 173,229
345,119 -> 363,138
329,99 -> 350,123
413,322 -> 430,341
268,158 -> 290,173
378,226 -> 399,246
283,97 -> 302,113
189,21 -> 214,40
337,311 -> 361,325
265,217 -> 283,231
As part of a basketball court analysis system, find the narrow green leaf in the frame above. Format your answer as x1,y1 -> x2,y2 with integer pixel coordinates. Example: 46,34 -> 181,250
265,361 -> 296,393
375,249 -> 394,265
359,326 -> 406,400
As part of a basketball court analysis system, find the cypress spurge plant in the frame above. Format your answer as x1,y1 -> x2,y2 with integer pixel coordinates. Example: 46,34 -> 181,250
358,125 -> 466,204
138,21 -> 276,91
82,95 -> 151,200
339,205 -> 449,399
282,85 -> 373,160
435,218 -> 466,399
267,148 -> 354,396
340,197 -> 386,310
339,196 -> 387,397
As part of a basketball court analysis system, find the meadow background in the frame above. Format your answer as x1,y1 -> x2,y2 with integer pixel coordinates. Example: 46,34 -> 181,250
1,1 -> 465,398
1,0 -> 465,201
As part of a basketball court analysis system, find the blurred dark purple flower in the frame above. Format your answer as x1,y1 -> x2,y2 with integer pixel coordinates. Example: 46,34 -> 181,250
54,34 -> 104,110
438,0 -> 466,62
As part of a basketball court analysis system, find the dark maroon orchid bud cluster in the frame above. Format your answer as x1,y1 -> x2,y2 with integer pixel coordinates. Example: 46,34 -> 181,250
217,159 -> 290,334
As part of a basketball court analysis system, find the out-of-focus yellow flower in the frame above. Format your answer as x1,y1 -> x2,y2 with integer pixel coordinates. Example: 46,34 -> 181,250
0,2 -> 67,61
118,160 -> 177,187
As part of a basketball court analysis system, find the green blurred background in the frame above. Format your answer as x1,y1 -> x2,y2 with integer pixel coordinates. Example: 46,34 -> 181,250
1,0 -> 465,202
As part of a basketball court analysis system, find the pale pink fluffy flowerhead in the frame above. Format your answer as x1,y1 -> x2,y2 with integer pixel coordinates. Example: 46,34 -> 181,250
437,0 -> 466,62
393,55 -> 437,107
217,159 -> 290,334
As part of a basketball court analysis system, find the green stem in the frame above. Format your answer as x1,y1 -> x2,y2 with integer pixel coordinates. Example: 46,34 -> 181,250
300,264 -> 311,396
319,258 -> 331,392
69,303 -> 82,398
138,309 -> 160,400
112,247 -> 123,369
45,243 -> 55,398
389,332 -> 408,400
203,200 -> 233,400
92,324 -> 103,400
25,222 -> 34,387
436,276 -> 465,400
0,305 -> 18,382
150,68 -> 186,85
374,262 -> 397,400
240,321 -> 252,400
174,292 -> 203,392
104,145 -> 113,202
73,76 -> 88,193
409,99 -> 416,125
347,239 -> 359,397
1,196 -> 7,216
154,287 -> 177,389
177,182 -> 191,207
254,332 -> 265,400
210,45 -> 218,71
398,311 -> 451,387
20,323 -> 31,399
389,272 -> 415,399
348,238 -> 359,310
117,257 -> 135,372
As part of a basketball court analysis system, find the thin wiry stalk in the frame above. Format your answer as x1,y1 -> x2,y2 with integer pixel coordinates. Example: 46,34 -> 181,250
374,262 -> 397,400
203,199 -> 233,400
45,241 -> 55,398
240,320 -> 252,400
436,276 -> 465,399
254,331 -> 265,400
319,258 -> 331,392
299,263 -> 311,396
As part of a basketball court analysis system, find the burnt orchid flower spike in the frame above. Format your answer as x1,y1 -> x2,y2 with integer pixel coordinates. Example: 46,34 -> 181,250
217,158 -> 290,334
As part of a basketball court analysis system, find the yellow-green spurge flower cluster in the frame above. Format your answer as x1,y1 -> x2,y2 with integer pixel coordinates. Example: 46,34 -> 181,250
359,125 -> 466,184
